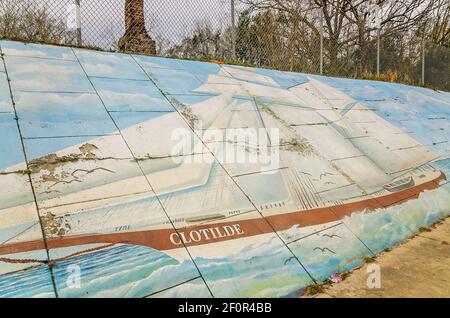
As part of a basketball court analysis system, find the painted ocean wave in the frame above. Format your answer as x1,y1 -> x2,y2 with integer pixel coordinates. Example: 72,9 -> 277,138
52,245 -> 198,298
0,265 -> 55,298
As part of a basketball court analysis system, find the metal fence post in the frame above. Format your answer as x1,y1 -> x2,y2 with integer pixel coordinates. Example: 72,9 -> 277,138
319,9 -> 323,75
75,0 -> 82,46
376,28 -> 380,77
421,35 -> 425,85
231,0 -> 236,60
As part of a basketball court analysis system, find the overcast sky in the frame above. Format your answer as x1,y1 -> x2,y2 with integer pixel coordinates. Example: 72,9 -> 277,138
31,0 -> 249,49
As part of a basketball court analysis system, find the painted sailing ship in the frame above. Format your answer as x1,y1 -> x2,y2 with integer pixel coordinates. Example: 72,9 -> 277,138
0,65 -> 446,262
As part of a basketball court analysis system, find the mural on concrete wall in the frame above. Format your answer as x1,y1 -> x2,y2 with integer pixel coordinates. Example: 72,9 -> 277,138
0,40 -> 449,297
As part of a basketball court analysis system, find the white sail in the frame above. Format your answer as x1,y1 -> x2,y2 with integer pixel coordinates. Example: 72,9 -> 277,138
336,103 -> 438,176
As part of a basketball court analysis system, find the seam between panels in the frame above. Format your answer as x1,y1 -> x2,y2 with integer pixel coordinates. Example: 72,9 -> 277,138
0,52 -> 59,298
131,54 -> 318,285
70,47 -> 215,298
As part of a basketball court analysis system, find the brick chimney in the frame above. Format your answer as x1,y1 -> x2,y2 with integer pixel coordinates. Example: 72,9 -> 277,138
118,0 -> 156,55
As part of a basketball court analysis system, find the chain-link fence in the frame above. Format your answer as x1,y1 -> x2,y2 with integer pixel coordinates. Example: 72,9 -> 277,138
0,0 -> 448,91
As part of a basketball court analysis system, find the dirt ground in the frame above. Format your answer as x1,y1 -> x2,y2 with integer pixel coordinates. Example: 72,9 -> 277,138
309,217 -> 450,298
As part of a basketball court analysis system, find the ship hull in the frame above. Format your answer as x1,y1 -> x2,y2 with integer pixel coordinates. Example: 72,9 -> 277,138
0,171 -> 446,257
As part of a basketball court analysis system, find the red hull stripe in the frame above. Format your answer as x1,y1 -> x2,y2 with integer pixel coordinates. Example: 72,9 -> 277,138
0,172 -> 445,255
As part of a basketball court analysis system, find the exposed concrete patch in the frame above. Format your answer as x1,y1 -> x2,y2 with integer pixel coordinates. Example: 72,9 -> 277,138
41,212 -> 71,238
280,137 -> 313,153
0,169 -> 33,176
27,143 -> 116,186
260,105 -> 313,154
79,143 -> 98,158
305,217 -> 450,298
169,97 -> 199,128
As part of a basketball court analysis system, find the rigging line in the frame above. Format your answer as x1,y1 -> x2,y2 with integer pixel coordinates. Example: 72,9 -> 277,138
0,222 -> 39,246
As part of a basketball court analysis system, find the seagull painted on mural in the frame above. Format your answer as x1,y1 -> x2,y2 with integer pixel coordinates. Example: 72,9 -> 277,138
313,247 -> 336,254
284,256 -> 297,265
319,172 -> 335,180
322,234 -> 341,239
